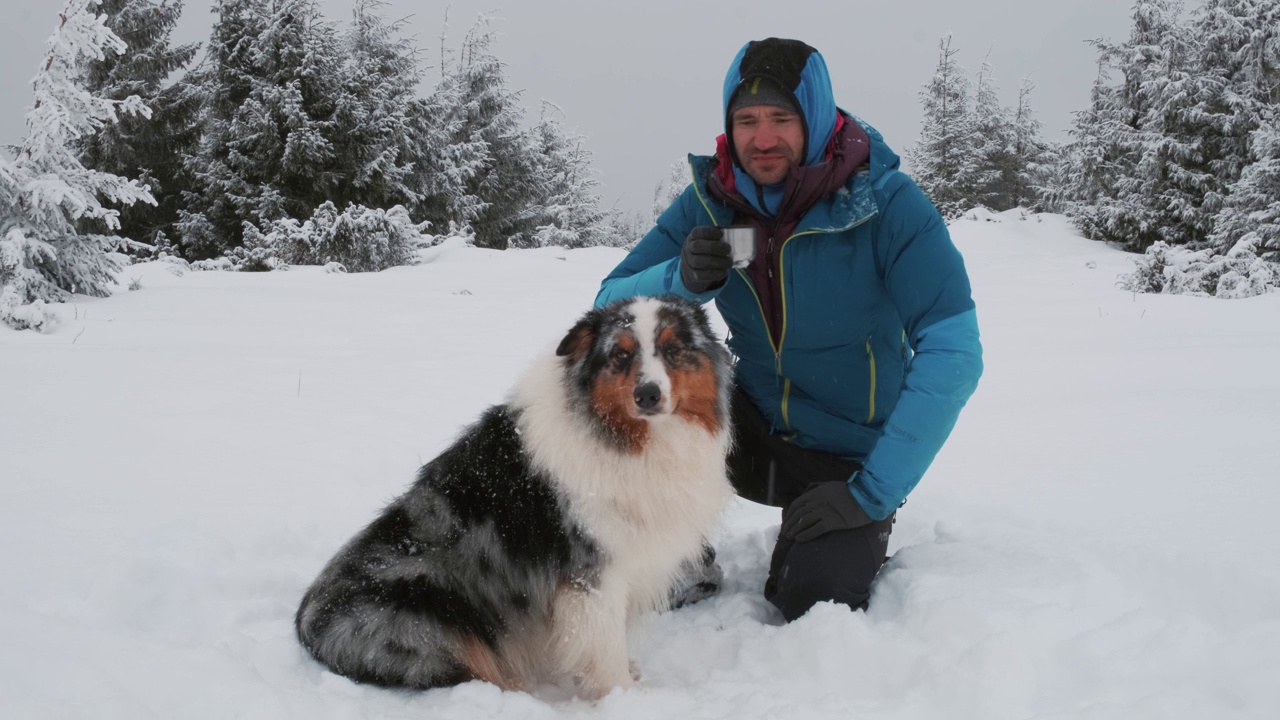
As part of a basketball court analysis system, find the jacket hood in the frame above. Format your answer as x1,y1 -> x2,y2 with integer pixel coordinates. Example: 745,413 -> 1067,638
723,38 -> 837,168
723,38 -> 839,215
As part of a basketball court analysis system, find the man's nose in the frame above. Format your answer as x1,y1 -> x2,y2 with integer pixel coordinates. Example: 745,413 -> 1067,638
752,125 -> 780,149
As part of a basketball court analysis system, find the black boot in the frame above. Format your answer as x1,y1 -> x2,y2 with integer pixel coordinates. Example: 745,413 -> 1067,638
668,543 -> 723,609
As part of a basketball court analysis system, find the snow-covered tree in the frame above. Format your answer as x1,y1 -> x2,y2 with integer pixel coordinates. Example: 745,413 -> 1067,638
1057,1 -> 1193,251
1198,0 -> 1280,258
330,0 -> 423,213
1011,76 -> 1058,210
1210,118 -> 1280,262
967,57 -> 1020,211
524,102 -> 612,249
1120,235 -> 1277,298
431,14 -> 543,249
235,201 -> 427,272
77,0 -> 199,250
652,158 -> 689,222
1,0 -> 155,331
178,0 -> 344,258
908,34 -> 974,219
1129,0 -> 1228,248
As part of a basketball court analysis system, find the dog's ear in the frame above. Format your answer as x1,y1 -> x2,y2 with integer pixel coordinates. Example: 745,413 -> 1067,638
556,316 -> 596,359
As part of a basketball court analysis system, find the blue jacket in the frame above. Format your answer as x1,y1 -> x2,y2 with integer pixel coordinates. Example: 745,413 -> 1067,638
595,49 -> 981,521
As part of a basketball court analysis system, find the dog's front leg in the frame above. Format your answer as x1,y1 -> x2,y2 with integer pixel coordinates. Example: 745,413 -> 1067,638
549,579 -> 634,700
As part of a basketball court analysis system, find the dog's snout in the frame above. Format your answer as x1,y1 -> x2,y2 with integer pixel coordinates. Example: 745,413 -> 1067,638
633,382 -> 662,412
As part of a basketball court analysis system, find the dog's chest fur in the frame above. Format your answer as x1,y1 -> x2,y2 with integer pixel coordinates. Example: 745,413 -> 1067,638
510,351 -> 733,611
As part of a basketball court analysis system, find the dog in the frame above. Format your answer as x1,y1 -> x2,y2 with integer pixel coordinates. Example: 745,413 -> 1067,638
295,296 -> 734,699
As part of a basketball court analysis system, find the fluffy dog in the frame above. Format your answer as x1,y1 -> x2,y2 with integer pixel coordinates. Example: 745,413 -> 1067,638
295,296 -> 734,699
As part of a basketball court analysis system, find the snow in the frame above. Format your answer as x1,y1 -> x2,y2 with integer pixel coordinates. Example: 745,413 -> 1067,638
2,213 -> 1278,719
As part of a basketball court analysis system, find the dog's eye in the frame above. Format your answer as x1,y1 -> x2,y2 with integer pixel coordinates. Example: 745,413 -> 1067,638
661,344 -> 684,362
610,347 -> 633,365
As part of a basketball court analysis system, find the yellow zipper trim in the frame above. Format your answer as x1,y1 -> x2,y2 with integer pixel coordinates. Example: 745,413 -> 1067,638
689,159 -> 719,223
774,215 -> 877,433
866,337 -> 877,423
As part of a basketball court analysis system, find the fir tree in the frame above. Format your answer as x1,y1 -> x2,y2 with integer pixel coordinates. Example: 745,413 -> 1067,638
1059,1 -> 1189,251
330,0 -> 423,213
1210,113 -> 1280,262
1055,43 -> 1129,240
77,0 -> 199,250
434,15 -> 542,249
1131,0 -> 1224,248
652,158 -> 690,223
908,34 -> 974,219
1011,76 -> 1057,209
412,73 -> 487,240
1199,0 -> 1280,257
526,102 -> 611,249
968,57 -> 1020,211
178,0 -> 344,258
1,0 -> 155,330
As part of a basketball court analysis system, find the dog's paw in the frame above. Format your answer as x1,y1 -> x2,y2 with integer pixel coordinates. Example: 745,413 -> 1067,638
574,665 -> 637,701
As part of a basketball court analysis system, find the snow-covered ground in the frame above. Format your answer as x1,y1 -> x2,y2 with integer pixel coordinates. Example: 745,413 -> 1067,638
2,212 -> 1278,719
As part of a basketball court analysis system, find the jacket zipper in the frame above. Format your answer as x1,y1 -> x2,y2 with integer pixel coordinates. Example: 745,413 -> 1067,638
691,159 -> 884,437
772,215 -> 878,433
866,337 -> 877,423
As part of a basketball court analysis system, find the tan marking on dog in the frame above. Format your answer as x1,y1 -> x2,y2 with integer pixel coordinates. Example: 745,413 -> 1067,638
457,635 -> 524,692
591,334 -> 649,453
668,357 -> 722,436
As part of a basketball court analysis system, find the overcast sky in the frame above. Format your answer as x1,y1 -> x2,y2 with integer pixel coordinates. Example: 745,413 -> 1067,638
3,0 -> 1136,217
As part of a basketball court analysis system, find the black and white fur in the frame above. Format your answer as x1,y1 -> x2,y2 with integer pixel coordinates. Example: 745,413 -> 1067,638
295,296 -> 734,699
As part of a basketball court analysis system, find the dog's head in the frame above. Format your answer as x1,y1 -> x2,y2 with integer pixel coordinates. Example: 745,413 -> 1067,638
556,296 -> 732,453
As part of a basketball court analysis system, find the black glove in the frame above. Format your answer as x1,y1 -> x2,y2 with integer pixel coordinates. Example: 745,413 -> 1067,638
779,481 -> 874,543
679,226 -> 733,293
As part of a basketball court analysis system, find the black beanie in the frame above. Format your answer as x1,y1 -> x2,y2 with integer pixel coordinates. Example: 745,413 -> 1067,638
728,76 -> 801,118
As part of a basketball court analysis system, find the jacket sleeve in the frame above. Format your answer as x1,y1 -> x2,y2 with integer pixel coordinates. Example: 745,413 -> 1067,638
595,183 -> 724,308
848,175 -> 983,519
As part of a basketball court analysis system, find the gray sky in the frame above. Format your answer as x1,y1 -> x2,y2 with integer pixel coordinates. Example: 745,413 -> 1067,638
3,0 -> 1134,216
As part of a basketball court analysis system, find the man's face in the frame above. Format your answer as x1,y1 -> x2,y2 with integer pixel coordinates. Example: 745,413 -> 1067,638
731,105 -> 805,186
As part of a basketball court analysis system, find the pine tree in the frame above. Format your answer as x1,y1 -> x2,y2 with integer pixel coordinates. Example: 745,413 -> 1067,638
1011,76 -> 1057,209
1055,42 -> 1127,239
434,15 -> 542,249
652,158 -> 689,222
1,0 -> 155,330
77,0 -> 199,250
1059,1 -> 1189,251
178,0 -> 344,258
1200,0 -> 1280,258
525,102 -> 611,249
968,57 -> 1020,211
330,0 -> 423,213
412,71 -> 488,239
908,34 -> 974,219
1210,110 -> 1280,262
1132,0 -> 1226,248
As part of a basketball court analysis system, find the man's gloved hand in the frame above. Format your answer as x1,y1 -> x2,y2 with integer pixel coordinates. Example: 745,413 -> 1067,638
679,226 -> 733,293
779,480 -> 874,543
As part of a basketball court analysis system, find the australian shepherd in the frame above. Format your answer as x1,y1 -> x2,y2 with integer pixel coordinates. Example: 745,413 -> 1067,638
295,296 -> 734,699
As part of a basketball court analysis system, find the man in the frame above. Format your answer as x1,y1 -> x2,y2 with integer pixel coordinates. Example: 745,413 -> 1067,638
595,38 -> 982,621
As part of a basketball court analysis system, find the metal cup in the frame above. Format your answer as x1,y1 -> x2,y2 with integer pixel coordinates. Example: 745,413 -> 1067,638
721,226 -> 756,268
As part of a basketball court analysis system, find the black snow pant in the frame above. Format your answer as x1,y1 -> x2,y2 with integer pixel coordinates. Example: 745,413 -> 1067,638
726,385 -> 895,622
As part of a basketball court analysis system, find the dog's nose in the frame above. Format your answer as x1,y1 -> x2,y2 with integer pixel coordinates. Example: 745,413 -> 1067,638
633,382 -> 662,412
